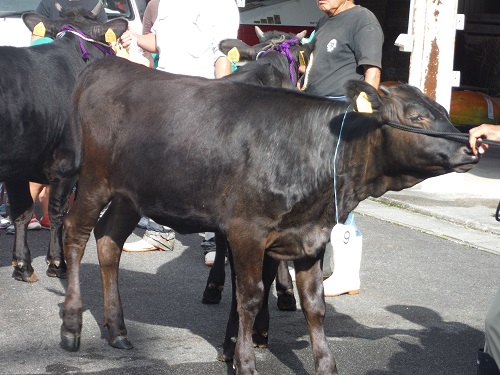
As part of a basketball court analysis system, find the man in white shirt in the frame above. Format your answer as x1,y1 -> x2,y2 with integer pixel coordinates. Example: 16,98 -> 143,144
120,0 -> 240,259
120,0 -> 239,78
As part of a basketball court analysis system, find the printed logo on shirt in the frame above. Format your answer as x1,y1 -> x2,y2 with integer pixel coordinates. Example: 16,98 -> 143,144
327,39 -> 337,53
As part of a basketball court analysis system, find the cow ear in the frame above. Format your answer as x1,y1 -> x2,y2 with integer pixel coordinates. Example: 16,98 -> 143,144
298,42 -> 314,66
22,12 -> 54,36
93,18 -> 129,42
219,39 -> 258,61
345,80 -> 382,112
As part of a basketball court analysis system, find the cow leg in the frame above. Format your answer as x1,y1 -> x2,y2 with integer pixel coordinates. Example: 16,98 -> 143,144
45,175 -> 77,279
220,245 -> 277,361
225,229 -> 266,375
61,183 -> 110,352
275,260 -> 297,311
252,254 -> 279,349
219,247 -> 238,362
202,231 -> 226,304
5,180 -> 38,282
94,197 -> 139,350
294,255 -> 338,375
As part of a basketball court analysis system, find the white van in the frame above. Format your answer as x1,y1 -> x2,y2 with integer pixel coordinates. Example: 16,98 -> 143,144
0,0 -> 144,47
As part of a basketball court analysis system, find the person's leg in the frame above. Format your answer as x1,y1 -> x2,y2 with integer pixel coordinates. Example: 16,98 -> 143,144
480,286 -> 500,374
323,211 -> 362,297
202,232 -> 217,266
0,182 -> 6,216
29,182 -> 44,204
123,220 -> 175,252
39,186 -> 50,228
25,182 -> 42,230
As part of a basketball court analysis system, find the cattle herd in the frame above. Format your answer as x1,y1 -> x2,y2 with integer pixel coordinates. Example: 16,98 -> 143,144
0,5 -> 480,375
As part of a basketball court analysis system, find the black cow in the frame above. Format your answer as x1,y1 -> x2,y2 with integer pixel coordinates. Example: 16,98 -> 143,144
60,56 -> 479,374
219,26 -> 310,89
0,5 -> 127,282
202,27 -> 312,309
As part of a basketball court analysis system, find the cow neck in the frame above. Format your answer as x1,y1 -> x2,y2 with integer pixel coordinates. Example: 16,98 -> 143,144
257,37 -> 299,84
57,25 -> 114,60
333,104 -> 352,224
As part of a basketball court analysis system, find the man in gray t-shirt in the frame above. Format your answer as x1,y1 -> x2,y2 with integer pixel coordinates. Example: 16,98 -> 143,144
298,0 -> 383,298
302,0 -> 383,97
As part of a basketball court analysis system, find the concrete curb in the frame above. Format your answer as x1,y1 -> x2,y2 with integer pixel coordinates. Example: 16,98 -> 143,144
374,194 -> 500,236
355,197 -> 500,256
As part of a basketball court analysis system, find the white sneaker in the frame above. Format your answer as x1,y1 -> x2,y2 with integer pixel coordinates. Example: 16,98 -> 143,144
204,251 -> 227,267
28,214 -> 41,230
123,239 -> 158,252
0,216 -> 10,229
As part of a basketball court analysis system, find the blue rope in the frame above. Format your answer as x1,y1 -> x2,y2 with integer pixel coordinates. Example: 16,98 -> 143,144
333,105 -> 351,223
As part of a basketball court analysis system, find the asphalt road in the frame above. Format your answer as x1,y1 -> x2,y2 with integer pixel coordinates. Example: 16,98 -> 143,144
0,214 -> 499,375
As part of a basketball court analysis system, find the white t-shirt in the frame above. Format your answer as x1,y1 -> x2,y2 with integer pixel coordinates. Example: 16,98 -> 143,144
152,0 -> 240,78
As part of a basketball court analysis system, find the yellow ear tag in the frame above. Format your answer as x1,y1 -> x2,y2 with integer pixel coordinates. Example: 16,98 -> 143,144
227,47 -> 240,62
32,22 -> 46,37
105,28 -> 117,43
299,50 -> 306,66
356,91 -> 373,113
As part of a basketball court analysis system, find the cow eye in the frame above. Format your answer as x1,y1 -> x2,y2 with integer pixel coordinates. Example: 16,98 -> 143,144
409,115 -> 424,122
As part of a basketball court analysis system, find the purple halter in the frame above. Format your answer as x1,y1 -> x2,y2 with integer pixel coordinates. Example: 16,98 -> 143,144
259,37 -> 299,84
58,25 -> 114,60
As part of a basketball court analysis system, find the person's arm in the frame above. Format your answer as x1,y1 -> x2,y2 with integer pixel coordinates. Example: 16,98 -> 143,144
212,0 -> 239,78
215,56 -> 232,78
469,124 -> 500,155
120,30 -> 157,53
363,65 -> 381,89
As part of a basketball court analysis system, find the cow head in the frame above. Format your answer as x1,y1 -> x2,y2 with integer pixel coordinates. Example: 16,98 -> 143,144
344,80 -> 479,180
22,3 -> 128,44
219,26 -> 313,63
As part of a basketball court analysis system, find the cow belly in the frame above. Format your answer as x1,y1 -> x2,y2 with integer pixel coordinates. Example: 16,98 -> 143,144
265,229 -> 330,260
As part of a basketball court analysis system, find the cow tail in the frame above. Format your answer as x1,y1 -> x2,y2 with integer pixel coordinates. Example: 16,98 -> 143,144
69,73 -> 88,172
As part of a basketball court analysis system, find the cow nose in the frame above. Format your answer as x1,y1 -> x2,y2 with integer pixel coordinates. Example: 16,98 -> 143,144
462,144 -> 481,162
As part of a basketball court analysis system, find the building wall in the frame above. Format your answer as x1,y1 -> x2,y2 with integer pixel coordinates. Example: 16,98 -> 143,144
357,0 -> 499,94
358,0 -> 411,83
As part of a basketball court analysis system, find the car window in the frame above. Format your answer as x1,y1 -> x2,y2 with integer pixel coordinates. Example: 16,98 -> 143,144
103,0 -> 135,21
0,0 -> 39,16
0,0 -> 139,21
0,0 -> 142,47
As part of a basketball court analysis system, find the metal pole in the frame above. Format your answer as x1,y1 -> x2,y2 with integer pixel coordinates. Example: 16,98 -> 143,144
408,0 -> 459,112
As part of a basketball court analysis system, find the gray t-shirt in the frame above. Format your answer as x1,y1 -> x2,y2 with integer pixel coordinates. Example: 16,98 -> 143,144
305,6 -> 383,97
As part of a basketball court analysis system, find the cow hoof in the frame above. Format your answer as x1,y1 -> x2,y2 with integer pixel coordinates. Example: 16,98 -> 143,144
110,335 -> 133,349
277,290 -> 297,311
217,351 -> 233,362
60,325 -> 81,352
46,263 -> 67,279
12,267 -> 38,283
252,331 -> 268,349
202,283 -> 223,304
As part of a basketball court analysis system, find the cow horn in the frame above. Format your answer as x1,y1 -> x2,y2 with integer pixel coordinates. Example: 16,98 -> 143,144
296,30 -> 307,41
255,26 -> 265,41
91,1 -> 103,16
379,85 -> 390,96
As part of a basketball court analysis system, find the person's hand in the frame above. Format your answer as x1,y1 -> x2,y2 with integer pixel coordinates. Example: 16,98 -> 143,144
119,28 -> 138,49
469,124 -> 500,155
